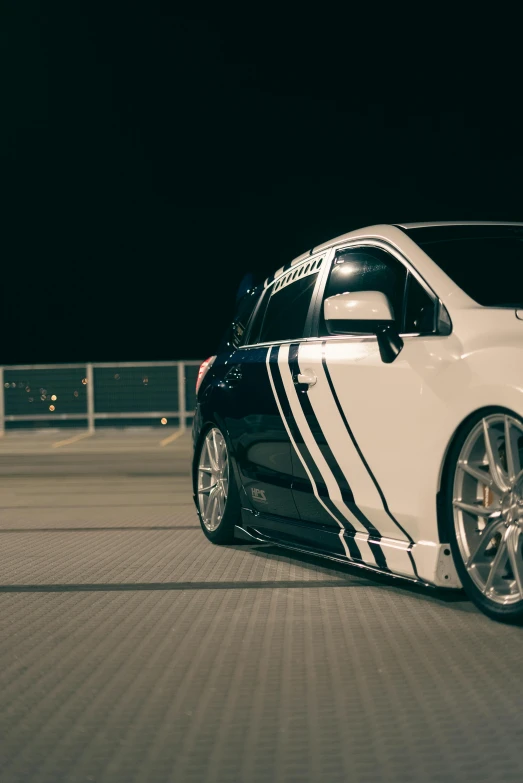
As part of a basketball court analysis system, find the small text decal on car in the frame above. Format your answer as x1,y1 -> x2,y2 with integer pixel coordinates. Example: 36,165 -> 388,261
251,487 -> 267,503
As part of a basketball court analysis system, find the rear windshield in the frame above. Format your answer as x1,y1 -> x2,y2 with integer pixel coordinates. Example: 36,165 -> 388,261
404,226 -> 523,307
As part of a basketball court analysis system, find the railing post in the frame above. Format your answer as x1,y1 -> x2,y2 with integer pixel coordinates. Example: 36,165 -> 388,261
0,367 -> 4,437
86,363 -> 95,433
177,360 -> 186,431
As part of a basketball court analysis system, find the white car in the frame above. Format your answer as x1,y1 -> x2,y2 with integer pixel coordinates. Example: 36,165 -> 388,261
192,221 -> 523,623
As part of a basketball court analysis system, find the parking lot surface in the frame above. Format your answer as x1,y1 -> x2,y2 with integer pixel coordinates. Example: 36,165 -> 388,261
0,429 -> 522,783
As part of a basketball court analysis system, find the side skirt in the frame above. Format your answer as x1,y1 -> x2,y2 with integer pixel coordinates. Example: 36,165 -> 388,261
234,523 -> 429,587
235,508 -> 462,589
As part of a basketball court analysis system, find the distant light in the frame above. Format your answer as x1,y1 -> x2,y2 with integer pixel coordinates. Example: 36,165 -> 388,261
161,417 -> 167,425
11,383 -> 16,388
28,397 -> 33,403
4,383 -> 8,388
49,404 -> 55,412
82,378 -> 88,385
40,395 -> 46,401
40,388 -> 46,394
51,394 -> 57,401
25,386 -> 30,392
114,373 -> 120,380
143,377 -> 148,385
73,390 -> 79,397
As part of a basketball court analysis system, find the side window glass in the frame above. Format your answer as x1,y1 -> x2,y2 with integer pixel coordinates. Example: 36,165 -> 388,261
258,263 -> 321,343
230,288 -> 260,348
404,273 -> 436,333
245,289 -> 270,345
320,247 -> 407,335
219,287 -> 261,352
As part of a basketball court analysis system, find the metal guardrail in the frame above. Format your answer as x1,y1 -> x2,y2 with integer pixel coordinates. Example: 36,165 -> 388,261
0,361 -> 202,433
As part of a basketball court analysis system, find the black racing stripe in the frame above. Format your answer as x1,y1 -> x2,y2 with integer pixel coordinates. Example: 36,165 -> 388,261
269,348 -> 323,490
345,534 -> 363,561
367,538 -> 389,571
293,442 -> 325,488
347,502 -> 383,539
268,347 -> 361,551
407,543 -> 419,579
288,343 -> 386,557
321,343 -> 415,546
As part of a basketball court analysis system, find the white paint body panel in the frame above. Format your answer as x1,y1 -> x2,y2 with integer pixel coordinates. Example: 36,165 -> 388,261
257,222 -> 523,588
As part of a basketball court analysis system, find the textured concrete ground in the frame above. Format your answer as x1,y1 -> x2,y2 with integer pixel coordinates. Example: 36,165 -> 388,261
0,429 -> 522,783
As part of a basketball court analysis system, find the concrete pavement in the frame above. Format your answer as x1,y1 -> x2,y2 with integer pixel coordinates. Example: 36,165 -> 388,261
0,430 -> 523,782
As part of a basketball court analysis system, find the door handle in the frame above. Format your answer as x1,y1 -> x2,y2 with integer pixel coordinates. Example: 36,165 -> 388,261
295,372 -> 317,387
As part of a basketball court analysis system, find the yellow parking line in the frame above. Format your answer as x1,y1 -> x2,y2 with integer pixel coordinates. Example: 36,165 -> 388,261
160,428 -> 186,447
52,431 -> 93,448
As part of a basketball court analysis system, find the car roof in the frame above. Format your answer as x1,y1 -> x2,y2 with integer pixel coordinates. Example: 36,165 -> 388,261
263,221 -> 523,288
395,221 -> 523,229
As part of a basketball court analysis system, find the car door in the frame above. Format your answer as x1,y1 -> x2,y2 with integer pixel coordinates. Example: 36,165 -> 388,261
216,285 -> 298,520
286,243 -> 440,571
225,253 -> 327,539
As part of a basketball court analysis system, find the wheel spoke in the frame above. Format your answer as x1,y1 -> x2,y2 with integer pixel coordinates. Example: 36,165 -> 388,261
199,490 -> 209,519
216,485 -> 225,518
483,419 -> 509,493
453,500 -> 499,518
483,531 -> 509,594
217,436 -> 226,462
209,492 -> 219,528
459,461 -> 494,487
208,446 -> 219,474
507,527 -> 523,598
201,476 -> 222,529
504,416 -> 521,484
211,430 -> 221,470
205,434 -> 216,473
200,480 -> 218,494
466,518 -> 506,568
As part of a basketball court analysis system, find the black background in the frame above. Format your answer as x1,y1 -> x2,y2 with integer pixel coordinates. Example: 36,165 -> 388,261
2,2 -> 521,364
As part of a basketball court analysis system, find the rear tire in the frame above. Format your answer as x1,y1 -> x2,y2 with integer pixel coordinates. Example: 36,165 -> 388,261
442,407 -> 523,624
195,426 -> 240,544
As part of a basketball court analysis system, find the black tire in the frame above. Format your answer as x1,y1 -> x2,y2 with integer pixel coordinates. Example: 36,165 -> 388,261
194,425 -> 240,545
441,406 -> 523,624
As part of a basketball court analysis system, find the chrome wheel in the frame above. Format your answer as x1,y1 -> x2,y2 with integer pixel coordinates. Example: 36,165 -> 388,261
453,413 -> 523,605
197,428 -> 229,532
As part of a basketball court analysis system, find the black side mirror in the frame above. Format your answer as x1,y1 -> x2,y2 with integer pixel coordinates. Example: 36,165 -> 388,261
375,323 -> 404,363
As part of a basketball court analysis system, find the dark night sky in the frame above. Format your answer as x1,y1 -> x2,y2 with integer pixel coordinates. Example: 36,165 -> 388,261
1,3 -> 521,365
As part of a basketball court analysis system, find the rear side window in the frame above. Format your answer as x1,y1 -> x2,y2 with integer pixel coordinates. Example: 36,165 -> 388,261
257,263 -> 321,344
231,288 -> 260,347
219,287 -> 261,351
246,289 -> 270,345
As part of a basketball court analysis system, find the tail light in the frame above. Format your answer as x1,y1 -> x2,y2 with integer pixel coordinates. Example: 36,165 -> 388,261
196,356 -> 216,395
